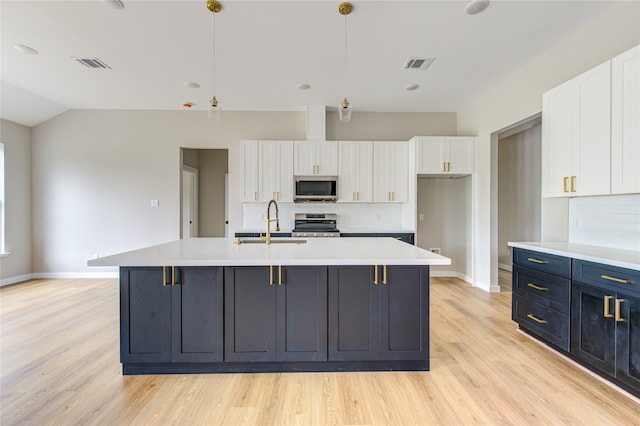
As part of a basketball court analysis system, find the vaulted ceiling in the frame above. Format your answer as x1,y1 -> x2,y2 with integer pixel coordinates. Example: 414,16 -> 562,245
1,0 -> 618,126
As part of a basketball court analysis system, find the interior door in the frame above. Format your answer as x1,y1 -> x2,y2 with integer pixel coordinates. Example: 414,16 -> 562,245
182,166 -> 199,238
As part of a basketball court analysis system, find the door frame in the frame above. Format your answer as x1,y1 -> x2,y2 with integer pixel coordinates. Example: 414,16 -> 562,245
182,165 -> 199,239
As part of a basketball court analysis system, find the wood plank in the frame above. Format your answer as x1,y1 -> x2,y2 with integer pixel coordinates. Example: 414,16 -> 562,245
1,277 -> 638,425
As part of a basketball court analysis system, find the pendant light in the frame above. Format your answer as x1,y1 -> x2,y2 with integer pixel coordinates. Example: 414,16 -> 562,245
338,2 -> 353,122
207,0 -> 222,119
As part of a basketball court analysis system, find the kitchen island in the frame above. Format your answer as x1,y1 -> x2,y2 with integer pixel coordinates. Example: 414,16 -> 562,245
89,237 -> 450,375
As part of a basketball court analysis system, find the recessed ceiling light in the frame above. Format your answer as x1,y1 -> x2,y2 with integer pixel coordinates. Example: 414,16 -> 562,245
14,44 -> 39,55
185,81 -> 200,89
100,0 -> 125,10
297,83 -> 311,90
404,83 -> 420,91
464,0 -> 489,15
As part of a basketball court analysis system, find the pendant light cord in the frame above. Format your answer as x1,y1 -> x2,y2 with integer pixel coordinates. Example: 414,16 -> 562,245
343,14 -> 348,97
212,10 -> 216,96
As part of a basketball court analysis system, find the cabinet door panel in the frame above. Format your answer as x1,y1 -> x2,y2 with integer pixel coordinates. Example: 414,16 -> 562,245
571,282 -> 616,375
616,295 -> 640,389
225,267 -> 276,362
575,61 -> 611,196
294,141 -> 317,175
416,138 -> 445,174
380,266 -> 429,360
612,45 -> 640,194
242,141 -> 259,202
277,266 -> 327,361
542,82 -> 575,197
447,138 -> 473,174
328,266 -> 379,361
172,267 -> 223,362
120,268 -> 172,363
317,141 -> 338,175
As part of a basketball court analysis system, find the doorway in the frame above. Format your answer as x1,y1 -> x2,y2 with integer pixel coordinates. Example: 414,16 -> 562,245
181,148 -> 229,238
494,113 -> 542,292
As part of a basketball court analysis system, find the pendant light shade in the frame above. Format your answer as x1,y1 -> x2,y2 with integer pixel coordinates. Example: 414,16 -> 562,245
339,97 -> 352,122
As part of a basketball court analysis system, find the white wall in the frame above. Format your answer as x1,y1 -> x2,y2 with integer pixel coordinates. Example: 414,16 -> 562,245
0,119 -> 32,285
498,124 -> 541,268
416,176 -> 472,281
457,2 -> 640,291
26,109 -> 455,278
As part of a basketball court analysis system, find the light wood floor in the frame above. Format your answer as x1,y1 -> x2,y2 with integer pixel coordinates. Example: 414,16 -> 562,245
1,277 -> 639,425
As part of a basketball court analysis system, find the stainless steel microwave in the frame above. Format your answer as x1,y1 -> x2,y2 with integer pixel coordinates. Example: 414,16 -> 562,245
294,176 -> 337,202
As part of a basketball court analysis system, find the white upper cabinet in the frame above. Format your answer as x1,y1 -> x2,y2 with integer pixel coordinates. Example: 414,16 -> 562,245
294,141 -> 338,176
373,142 -> 409,203
542,60 -> 611,197
242,140 -> 259,202
415,137 -> 473,175
338,141 -> 373,202
611,45 -> 640,194
259,141 -> 294,202
242,140 -> 293,202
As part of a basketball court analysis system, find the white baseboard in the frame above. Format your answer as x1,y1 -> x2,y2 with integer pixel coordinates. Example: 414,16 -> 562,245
498,263 -> 512,272
0,273 -> 34,287
430,270 -> 473,285
1,271 -> 119,286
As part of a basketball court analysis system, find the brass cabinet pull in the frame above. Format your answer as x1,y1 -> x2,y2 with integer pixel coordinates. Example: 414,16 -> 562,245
570,176 -> 576,192
392,192 -> 395,201
563,177 -> 569,193
353,191 -> 356,201
162,266 -> 167,286
615,299 -> 625,322
356,191 -> 359,201
171,266 -> 176,286
604,295 -> 613,318
526,314 -> 547,324
278,265 -> 283,285
447,162 -> 451,172
601,275 -> 632,284
527,257 -> 547,264
382,265 -> 387,285
373,265 -> 379,285
442,162 -> 446,172
269,265 -> 274,286
254,191 -> 258,201
527,283 -> 548,291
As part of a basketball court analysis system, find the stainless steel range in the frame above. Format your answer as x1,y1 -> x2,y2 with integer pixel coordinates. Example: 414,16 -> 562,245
292,213 -> 340,238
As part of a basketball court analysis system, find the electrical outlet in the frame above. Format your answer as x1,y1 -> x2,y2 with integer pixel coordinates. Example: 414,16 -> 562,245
418,213 -> 424,221
150,199 -> 159,207
429,248 -> 441,255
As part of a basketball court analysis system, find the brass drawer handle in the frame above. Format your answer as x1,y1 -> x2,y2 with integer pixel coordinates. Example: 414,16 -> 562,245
604,295 -> 613,318
382,265 -> 387,285
527,283 -> 548,291
526,314 -> 547,324
278,265 -> 283,285
615,299 -> 625,322
373,265 -> 378,285
563,177 -> 569,193
601,275 -> 632,284
570,176 -> 576,192
269,265 -> 274,286
162,266 -> 167,286
527,258 -> 547,264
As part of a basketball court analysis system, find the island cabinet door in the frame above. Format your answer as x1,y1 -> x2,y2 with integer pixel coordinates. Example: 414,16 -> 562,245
615,294 -> 640,389
120,267 -> 172,363
171,267 -> 223,363
276,266 -> 328,362
379,266 -> 430,360
224,267 -> 277,362
328,266 -> 380,361
571,282 -> 616,376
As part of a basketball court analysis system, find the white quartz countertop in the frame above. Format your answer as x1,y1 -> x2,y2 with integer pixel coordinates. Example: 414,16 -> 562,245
88,237 -> 451,267
508,242 -> 640,271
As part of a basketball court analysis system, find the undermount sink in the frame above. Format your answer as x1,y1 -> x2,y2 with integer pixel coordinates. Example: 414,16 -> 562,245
235,238 -> 307,245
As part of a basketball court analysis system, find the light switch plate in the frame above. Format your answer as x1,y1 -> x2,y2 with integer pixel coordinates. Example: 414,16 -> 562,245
150,199 -> 159,207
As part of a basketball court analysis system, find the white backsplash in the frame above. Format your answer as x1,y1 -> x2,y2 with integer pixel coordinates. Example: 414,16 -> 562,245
242,202 -> 404,232
568,194 -> 640,251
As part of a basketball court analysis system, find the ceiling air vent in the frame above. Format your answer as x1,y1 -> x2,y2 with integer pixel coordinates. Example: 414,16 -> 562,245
402,57 -> 436,70
72,57 -> 112,69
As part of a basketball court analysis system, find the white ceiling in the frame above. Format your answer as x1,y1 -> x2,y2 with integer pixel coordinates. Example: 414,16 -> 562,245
1,0 -> 618,127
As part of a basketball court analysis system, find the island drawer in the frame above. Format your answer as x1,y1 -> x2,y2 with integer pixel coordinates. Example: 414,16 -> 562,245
513,265 -> 571,314
572,260 -> 640,296
513,294 -> 570,352
513,248 -> 571,278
